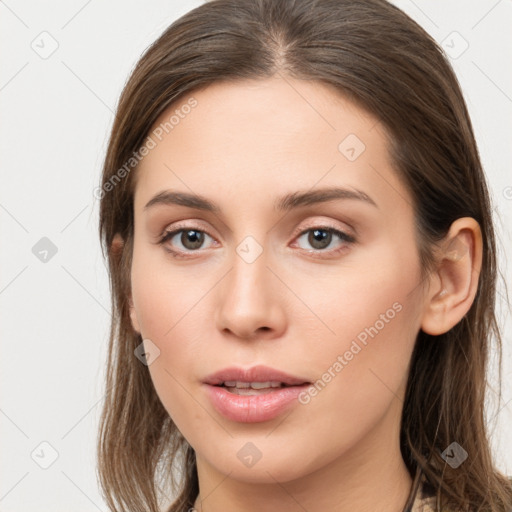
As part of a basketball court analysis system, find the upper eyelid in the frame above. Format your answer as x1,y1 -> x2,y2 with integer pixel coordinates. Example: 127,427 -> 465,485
296,222 -> 353,237
162,216 -> 355,238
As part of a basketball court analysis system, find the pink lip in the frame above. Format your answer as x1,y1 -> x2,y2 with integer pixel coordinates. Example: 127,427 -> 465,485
203,365 -> 311,423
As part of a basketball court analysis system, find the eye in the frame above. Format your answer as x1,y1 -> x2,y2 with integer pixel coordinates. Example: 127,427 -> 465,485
294,226 -> 355,254
158,228 -> 216,257
157,224 -> 356,259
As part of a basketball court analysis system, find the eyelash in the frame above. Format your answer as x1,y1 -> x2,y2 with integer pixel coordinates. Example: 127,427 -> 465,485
157,224 -> 356,259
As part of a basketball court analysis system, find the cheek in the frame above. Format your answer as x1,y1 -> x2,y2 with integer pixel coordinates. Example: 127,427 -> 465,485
295,237 -> 421,350
130,240 -> 210,341
130,250 -> 210,433
129,239 -> 216,392
290,297 -> 417,469
291,244 -> 422,434
292,240 -> 420,392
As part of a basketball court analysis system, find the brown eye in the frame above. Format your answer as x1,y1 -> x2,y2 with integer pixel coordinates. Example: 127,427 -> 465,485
179,230 -> 205,250
295,227 -> 355,253
159,228 -> 214,253
307,229 -> 332,250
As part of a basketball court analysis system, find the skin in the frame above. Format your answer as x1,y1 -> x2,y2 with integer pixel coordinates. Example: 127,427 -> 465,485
120,76 -> 482,512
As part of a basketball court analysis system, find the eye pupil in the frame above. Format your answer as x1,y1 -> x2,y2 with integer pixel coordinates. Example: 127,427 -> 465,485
182,230 -> 204,250
308,229 -> 331,250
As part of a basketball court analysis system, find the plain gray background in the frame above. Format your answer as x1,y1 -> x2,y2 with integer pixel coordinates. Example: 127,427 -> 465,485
1,0 -> 511,510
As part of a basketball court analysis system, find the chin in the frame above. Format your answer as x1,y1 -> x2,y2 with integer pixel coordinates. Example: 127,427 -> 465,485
197,439 -> 328,484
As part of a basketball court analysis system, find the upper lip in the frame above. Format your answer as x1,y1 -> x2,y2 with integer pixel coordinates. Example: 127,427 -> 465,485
203,365 -> 310,386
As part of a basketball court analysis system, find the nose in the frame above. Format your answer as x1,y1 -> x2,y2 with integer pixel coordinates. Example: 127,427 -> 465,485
215,247 -> 287,341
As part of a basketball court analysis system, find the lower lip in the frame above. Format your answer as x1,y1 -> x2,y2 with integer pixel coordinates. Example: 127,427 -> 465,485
204,384 -> 309,423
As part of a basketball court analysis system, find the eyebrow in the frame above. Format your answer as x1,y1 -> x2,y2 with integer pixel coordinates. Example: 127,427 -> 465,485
144,186 -> 378,213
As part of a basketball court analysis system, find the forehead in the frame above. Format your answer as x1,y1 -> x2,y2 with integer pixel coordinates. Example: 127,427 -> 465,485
133,76 -> 409,218
143,76 -> 385,159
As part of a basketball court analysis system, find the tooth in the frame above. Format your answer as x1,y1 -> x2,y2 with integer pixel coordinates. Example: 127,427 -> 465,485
222,380 -> 285,389
251,381 -> 278,389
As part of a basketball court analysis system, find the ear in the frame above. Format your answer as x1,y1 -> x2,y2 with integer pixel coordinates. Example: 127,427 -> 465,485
111,233 -> 141,335
420,217 -> 483,335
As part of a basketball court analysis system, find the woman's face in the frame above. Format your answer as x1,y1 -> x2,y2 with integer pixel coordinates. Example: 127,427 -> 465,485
129,77 -> 426,483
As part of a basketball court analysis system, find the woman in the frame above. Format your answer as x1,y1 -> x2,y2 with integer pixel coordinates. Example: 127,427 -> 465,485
96,0 -> 512,510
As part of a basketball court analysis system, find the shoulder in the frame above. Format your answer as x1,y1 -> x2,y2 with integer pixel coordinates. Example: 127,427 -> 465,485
411,478 -> 437,512
411,493 -> 437,512
411,473 -> 457,512
410,474 -> 512,512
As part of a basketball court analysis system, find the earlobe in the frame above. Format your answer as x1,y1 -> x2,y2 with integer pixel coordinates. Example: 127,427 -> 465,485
110,233 -> 125,258
420,218 -> 483,336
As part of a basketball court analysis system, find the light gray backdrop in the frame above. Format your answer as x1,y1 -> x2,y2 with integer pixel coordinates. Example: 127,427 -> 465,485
1,0 -> 511,510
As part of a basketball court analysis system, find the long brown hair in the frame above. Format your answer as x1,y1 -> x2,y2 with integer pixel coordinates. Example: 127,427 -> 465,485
96,0 -> 512,510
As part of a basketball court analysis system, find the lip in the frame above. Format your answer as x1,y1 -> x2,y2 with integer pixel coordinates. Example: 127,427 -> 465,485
203,365 -> 311,423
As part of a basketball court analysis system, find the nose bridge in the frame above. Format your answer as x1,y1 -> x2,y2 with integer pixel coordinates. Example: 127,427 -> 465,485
215,234 -> 285,339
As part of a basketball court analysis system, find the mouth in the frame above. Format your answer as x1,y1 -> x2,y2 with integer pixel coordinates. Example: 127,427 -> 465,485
202,365 -> 312,422
203,364 -> 311,389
